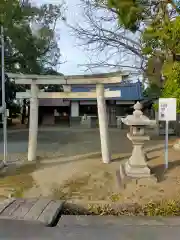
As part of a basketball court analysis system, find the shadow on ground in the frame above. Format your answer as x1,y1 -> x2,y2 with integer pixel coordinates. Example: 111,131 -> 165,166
151,159 -> 180,182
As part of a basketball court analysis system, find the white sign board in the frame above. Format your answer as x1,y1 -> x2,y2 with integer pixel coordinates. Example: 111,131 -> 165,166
159,98 -> 177,121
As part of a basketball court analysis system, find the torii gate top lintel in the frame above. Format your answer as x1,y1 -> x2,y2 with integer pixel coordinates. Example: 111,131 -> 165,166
7,71 -> 129,85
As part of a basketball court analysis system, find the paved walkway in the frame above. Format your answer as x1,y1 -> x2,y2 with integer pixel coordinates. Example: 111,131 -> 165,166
0,128 -> 172,159
1,197 -> 180,239
0,214 -> 180,239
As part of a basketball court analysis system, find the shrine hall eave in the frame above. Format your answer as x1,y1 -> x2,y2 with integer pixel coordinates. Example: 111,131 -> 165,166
70,81 -> 143,101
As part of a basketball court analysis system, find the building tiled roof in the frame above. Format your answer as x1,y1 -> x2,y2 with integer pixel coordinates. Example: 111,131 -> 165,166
71,81 -> 143,101
39,81 -> 143,106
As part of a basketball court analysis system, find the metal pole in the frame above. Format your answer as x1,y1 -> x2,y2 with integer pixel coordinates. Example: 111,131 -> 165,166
165,120 -> 169,169
1,25 -> 7,165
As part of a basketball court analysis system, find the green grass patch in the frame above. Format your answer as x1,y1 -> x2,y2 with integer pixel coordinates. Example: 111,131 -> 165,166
51,171 -> 116,201
52,174 -> 91,200
0,163 -> 38,198
61,200 -> 180,216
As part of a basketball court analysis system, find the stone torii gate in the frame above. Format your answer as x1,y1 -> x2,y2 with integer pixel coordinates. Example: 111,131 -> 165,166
8,72 -> 125,164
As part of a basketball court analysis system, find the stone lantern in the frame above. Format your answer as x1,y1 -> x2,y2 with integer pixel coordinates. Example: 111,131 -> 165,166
121,102 -> 156,178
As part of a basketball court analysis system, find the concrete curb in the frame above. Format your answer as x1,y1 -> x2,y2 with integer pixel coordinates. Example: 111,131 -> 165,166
57,215 -> 180,226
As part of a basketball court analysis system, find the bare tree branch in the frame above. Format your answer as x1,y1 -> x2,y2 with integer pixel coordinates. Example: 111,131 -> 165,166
68,0 -> 146,72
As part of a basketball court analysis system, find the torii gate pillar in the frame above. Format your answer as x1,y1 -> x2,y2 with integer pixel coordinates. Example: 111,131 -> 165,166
28,82 -> 39,161
27,82 -> 111,163
96,83 -> 110,163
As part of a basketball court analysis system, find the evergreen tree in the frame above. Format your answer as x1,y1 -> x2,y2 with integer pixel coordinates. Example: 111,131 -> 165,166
107,0 -> 180,109
107,0 -> 147,31
0,0 -> 65,109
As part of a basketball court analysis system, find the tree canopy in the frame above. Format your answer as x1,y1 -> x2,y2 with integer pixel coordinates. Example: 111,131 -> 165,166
0,0 -> 64,74
105,0 -> 180,111
107,0 -> 146,32
0,0 -> 65,108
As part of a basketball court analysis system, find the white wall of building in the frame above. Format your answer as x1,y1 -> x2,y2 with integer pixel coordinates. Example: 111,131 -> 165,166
71,101 -> 79,117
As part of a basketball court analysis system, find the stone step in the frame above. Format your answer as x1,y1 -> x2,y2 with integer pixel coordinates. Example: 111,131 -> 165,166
57,215 -> 180,227
0,198 -> 64,226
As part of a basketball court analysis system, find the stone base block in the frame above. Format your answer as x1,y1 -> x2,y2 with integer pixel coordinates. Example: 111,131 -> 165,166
117,163 -> 157,189
124,161 -> 151,178
135,175 -> 157,186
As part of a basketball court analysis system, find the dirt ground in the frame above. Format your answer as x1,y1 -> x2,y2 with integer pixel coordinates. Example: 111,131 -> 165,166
0,127 -> 178,205
1,144 -> 180,205
26,147 -> 180,204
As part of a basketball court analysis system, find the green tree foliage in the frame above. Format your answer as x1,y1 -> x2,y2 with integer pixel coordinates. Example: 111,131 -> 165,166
142,16 -> 180,59
106,0 -> 169,88
107,0 -> 147,31
0,0 -> 64,73
0,0 -> 65,110
107,0 -> 180,32
143,14 -> 180,111
107,0 -> 180,109
41,68 -> 64,92
143,82 -> 161,99
161,61 -> 180,112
